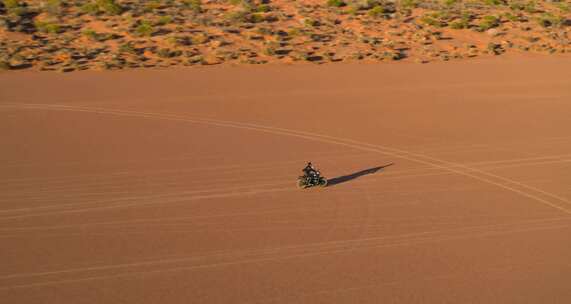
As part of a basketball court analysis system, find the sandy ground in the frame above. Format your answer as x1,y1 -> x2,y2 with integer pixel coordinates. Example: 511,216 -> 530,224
1,56 -> 571,303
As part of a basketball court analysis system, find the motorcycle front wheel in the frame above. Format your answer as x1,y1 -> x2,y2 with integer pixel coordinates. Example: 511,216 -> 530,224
297,178 -> 309,189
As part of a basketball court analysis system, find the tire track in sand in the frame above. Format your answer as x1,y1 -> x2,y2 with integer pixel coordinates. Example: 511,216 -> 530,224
0,217 -> 569,290
3,103 -> 570,215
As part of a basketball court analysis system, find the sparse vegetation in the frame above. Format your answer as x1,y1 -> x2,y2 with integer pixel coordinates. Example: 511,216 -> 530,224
157,16 -> 173,26
42,0 -> 62,16
34,20 -> 60,34
327,0 -> 346,8
82,0 -> 122,15
478,15 -> 500,31
536,13 -> 563,28
184,0 -> 203,13
0,0 -> 568,72
135,20 -> 154,37
368,5 -> 385,18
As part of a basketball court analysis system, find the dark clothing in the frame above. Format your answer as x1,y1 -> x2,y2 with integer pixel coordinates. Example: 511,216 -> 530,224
303,164 -> 318,177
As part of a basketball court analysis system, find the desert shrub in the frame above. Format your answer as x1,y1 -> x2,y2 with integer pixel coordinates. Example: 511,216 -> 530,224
42,0 -> 62,16
167,35 -> 192,46
502,12 -> 524,22
82,29 -> 98,39
443,0 -> 460,7
96,0 -> 122,15
249,12 -> 265,23
304,18 -> 319,27
135,20 -> 154,36
536,13 -> 563,28
3,0 -> 26,15
401,0 -> 417,9
524,1 -> 537,13
191,33 -> 209,44
81,2 -> 99,14
256,4 -> 271,12
157,48 -> 181,58
144,0 -> 161,12
368,5 -> 385,18
509,1 -> 525,10
3,0 -> 19,9
157,15 -> 173,25
226,10 -> 249,22
287,28 -> 301,36
327,0 -> 346,7
34,20 -> 60,33
450,12 -> 472,29
420,13 -> 446,27
557,2 -> 570,13
450,19 -> 468,29
487,42 -> 503,54
483,0 -> 507,6
119,43 -> 137,54
478,15 -> 499,31
184,0 -> 202,13
81,0 -> 122,15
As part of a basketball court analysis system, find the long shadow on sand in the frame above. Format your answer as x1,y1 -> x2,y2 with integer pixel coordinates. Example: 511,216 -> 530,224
327,163 -> 394,187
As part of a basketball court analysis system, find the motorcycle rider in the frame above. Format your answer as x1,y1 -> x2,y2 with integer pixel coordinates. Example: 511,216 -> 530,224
303,162 -> 320,181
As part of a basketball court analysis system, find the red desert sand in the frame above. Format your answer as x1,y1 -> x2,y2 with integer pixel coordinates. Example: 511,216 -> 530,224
1,56 -> 571,303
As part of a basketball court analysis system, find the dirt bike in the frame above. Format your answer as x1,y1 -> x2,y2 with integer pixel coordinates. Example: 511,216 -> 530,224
297,173 -> 328,189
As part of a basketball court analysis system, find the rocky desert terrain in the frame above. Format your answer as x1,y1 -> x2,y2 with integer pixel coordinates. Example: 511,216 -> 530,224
1,0 -> 570,71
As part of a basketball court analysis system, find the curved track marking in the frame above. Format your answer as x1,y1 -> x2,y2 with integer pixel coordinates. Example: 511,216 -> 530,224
2,216 -> 568,281
1,219 -> 569,290
2,103 -> 570,215
0,185 -> 293,221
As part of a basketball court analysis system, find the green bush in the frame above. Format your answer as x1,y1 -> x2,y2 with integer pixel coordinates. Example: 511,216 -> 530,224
157,15 -> 173,25
226,10 -> 249,22
3,0 -> 26,15
450,12 -> 472,29
44,0 -> 62,16
81,2 -> 99,14
81,0 -> 122,15
184,0 -> 202,13
249,12 -> 265,23
557,3 -> 570,13
483,0 -> 507,6
119,43 -> 137,54
256,4 -> 271,12
443,0 -> 460,7
537,13 -> 563,28
478,15 -> 499,31
34,20 -> 61,33
82,29 -> 98,40
401,0 -> 417,9
304,18 -> 319,27
450,19 -> 467,29
135,20 -> 154,37
524,1 -> 537,13
420,14 -> 445,27
157,48 -> 181,58
368,5 -> 386,18
97,0 -> 122,15
3,0 -> 19,9
327,0 -> 346,7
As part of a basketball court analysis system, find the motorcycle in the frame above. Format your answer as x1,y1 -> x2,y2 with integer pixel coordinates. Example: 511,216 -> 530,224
297,172 -> 328,189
